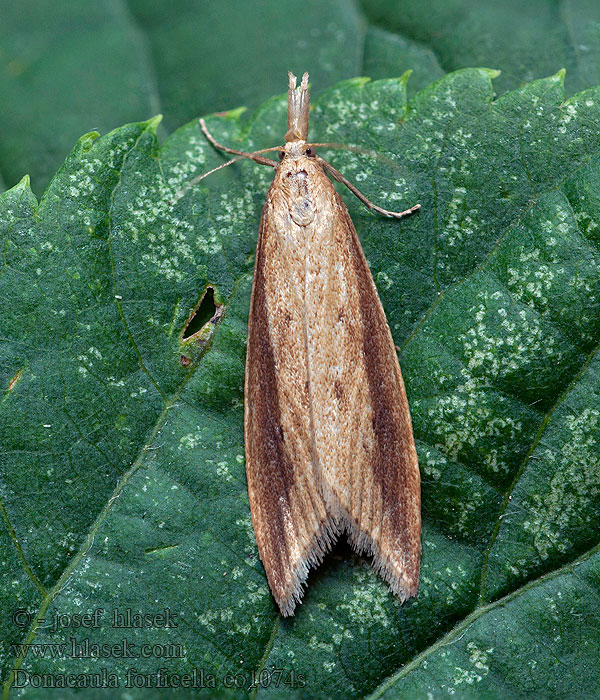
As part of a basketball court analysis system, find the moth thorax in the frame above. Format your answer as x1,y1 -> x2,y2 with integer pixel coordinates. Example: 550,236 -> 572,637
285,71 -> 310,142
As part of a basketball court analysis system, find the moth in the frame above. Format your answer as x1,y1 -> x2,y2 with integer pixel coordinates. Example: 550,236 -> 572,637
199,72 -> 421,616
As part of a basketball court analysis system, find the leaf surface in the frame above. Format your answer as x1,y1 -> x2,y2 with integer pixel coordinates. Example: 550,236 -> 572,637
2,69 -> 600,698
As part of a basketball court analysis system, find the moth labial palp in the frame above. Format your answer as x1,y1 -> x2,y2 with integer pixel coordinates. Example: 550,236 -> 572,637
198,71 -> 421,617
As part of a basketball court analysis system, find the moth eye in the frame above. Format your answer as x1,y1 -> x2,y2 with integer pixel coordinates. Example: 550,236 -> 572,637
305,147 -> 315,157
278,150 -> 285,161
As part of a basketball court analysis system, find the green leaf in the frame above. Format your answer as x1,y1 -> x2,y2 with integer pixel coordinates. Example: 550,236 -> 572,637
362,26 -> 445,95
361,0 -> 600,97
2,69 -> 600,698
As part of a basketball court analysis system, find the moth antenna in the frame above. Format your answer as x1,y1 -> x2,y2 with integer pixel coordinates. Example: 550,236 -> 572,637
176,121 -> 281,200
286,71 -> 310,142
308,142 -> 405,173
199,118 -> 278,168
174,156 -> 246,200
317,156 -> 421,219
307,142 -> 363,151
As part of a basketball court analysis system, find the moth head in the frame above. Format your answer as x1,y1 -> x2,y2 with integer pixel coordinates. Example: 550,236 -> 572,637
279,140 -> 317,161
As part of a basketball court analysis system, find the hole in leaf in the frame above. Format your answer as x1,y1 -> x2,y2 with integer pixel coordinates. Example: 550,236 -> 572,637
182,285 -> 224,342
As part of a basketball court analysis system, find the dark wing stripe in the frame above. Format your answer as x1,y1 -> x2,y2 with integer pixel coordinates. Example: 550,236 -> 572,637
245,204 -> 294,595
342,199 -> 421,594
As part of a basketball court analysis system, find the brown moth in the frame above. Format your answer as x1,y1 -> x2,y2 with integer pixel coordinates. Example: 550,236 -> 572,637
199,72 -> 421,616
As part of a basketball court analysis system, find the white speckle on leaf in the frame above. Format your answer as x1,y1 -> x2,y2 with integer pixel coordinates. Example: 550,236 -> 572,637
523,407 -> 600,560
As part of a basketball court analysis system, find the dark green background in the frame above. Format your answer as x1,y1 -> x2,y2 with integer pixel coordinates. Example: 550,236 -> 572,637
2,0 -> 600,195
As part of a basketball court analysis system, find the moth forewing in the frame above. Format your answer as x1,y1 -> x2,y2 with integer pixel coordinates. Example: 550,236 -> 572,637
204,72 -> 421,616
